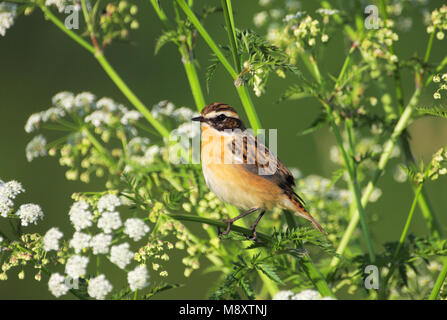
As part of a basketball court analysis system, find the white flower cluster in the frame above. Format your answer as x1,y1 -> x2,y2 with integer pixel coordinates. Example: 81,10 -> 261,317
298,175 -> 351,207
426,5 -> 447,40
124,218 -> 150,241
0,2 -> 17,37
273,289 -> 335,300
432,73 -> 447,100
97,194 -> 121,212
69,231 -> 91,253
0,179 -> 24,217
88,274 -> 113,300
45,0 -> 71,13
0,179 -> 44,226
110,242 -> 134,269
69,201 -> 93,231
65,254 -> 89,279
151,100 -> 176,119
48,273 -> 70,297
127,265 -> 149,291
90,233 -> 112,254
43,227 -> 64,251
26,135 -> 47,162
98,211 -> 122,234
15,203 -> 44,226
25,91 -> 143,135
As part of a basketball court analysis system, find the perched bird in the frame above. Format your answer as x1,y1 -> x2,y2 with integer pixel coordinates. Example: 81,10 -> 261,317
192,102 -> 325,240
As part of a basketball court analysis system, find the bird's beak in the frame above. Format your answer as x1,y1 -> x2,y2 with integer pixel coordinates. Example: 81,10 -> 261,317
192,116 -> 205,122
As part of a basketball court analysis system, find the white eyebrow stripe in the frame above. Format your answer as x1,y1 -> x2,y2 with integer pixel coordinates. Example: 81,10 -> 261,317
204,110 -> 239,119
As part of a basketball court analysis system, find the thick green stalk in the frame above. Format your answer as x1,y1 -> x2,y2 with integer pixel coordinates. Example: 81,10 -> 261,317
284,212 -> 335,298
175,0 -> 236,78
149,0 -> 205,111
40,4 -> 95,54
379,0 -> 442,239
83,127 -> 117,170
236,85 -> 262,133
302,43 -> 375,263
345,119 -> 376,262
183,58 -> 206,111
167,213 -> 271,241
175,0 -> 262,132
221,0 -> 240,73
429,259 -> 447,300
330,89 -> 422,267
150,0 -> 171,28
321,101 -> 375,263
40,5 -> 170,138
394,184 -> 423,258
168,212 -> 334,297
379,184 -> 423,298
95,54 -> 170,138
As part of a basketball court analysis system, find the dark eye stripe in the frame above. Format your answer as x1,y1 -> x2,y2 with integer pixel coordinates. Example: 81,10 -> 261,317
210,117 -> 245,131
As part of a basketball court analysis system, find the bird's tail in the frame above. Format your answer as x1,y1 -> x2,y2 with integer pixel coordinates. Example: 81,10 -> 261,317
287,194 -> 327,234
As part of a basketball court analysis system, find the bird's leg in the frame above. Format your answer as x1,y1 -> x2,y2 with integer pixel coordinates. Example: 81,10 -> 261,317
247,210 -> 265,241
218,208 -> 259,238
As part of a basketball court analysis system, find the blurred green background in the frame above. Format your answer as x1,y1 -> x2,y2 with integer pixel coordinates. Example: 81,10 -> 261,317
0,0 -> 446,299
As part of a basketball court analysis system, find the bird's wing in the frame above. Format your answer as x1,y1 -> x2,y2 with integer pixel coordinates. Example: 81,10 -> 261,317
229,131 -> 306,207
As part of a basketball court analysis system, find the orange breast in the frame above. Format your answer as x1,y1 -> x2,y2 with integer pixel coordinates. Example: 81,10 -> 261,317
200,125 -> 283,210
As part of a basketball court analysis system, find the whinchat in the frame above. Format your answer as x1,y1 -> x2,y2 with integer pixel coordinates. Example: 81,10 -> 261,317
192,103 -> 325,240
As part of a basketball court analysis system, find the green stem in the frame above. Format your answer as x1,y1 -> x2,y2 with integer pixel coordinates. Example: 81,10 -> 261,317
150,0 -> 171,28
380,0 -> 442,239
235,85 -> 262,133
345,118 -> 376,263
395,184 -> 423,259
221,0 -> 240,73
424,30 -> 436,64
40,4 -> 170,138
284,212 -> 335,298
94,53 -> 170,138
40,4 -> 95,54
175,0 -> 236,78
167,213 -> 270,241
175,0 -> 262,132
257,271 -> 278,298
323,103 -> 375,263
429,258 -> 447,300
168,212 -> 334,297
301,54 -> 321,84
330,88 -> 422,267
416,186 -> 442,238
149,0 -> 205,112
379,183 -> 423,298
183,58 -> 206,111
83,127 -> 117,170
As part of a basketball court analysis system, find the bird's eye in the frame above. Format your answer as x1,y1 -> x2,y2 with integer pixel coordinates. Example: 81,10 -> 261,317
216,114 -> 226,121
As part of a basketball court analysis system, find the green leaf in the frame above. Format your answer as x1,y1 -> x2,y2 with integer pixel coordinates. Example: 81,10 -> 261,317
240,278 -> 256,300
155,30 -> 178,55
206,56 -> 220,93
257,263 -> 284,284
141,283 -> 184,300
417,105 -> 447,119
299,111 -> 330,136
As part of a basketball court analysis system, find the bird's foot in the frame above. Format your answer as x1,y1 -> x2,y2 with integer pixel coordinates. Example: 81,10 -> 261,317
244,226 -> 260,242
218,219 -> 233,239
